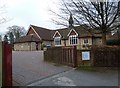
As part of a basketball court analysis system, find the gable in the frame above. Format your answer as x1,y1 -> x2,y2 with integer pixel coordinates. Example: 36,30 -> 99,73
70,30 -> 76,35
26,25 -> 41,39
55,32 -> 60,37
53,31 -> 61,38
68,29 -> 78,36
27,27 -> 37,36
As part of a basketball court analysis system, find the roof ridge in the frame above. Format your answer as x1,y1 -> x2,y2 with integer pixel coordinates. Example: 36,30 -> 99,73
30,24 -> 51,30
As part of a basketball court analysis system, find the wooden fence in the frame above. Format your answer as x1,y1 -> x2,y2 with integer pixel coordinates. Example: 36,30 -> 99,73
44,45 -> 120,67
44,46 -> 77,67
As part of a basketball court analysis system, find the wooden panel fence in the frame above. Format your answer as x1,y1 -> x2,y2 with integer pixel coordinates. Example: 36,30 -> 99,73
44,46 -> 77,67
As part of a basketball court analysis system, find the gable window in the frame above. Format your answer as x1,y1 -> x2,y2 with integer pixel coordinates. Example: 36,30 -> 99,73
69,35 -> 78,45
84,39 -> 88,44
54,37 -> 61,46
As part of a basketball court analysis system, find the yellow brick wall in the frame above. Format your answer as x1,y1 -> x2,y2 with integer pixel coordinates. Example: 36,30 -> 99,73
14,42 -> 42,51
14,43 -> 30,51
61,37 -> 96,50
53,38 -> 93,50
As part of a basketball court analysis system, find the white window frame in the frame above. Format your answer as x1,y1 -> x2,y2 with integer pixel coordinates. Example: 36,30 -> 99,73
53,31 -> 61,38
69,35 -> 78,45
67,28 -> 78,36
54,37 -> 61,46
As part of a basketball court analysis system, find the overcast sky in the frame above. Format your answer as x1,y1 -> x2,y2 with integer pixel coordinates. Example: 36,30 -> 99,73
0,0 -> 61,34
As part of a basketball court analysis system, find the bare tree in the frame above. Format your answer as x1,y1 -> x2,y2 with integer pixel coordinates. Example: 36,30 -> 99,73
0,4 -> 8,24
50,0 -> 120,44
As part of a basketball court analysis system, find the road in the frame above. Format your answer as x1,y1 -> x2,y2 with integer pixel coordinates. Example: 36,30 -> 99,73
12,51 -> 72,86
27,67 -> 118,86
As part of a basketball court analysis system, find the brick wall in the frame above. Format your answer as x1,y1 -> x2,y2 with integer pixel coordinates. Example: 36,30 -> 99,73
77,50 -> 94,66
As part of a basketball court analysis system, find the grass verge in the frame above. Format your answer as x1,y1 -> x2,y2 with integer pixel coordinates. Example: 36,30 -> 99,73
76,66 -> 97,72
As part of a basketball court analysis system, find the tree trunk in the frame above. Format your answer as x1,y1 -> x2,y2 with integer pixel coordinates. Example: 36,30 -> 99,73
102,33 -> 107,45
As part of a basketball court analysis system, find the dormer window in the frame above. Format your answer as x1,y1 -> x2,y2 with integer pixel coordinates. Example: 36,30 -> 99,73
68,29 -> 78,45
53,31 -> 62,46
54,37 -> 61,46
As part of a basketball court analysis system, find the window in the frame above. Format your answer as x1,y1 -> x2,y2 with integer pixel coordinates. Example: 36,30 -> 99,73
84,39 -> 88,44
54,37 -> 61,46
21,44 -> 24,48
44,41 -> 51,47
69,35 -> 78,45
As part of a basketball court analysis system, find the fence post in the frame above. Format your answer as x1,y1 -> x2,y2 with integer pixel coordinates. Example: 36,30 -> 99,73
73,46 -> 77,67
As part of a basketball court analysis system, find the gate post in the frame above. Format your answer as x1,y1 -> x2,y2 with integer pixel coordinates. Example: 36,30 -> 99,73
73,46 -> 77,67
1,42 -> 12,87
0,42 -> 2,87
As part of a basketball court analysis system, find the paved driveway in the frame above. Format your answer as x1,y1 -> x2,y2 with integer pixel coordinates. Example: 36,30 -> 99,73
12,51 -> 72,86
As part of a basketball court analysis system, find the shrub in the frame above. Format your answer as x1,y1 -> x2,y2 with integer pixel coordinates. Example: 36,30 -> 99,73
107,39 -> 120,45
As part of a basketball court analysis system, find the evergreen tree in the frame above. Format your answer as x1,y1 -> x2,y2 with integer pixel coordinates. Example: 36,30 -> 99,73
9,32 -> 14,44
0,35 -> 2,41
3,35 -> 8,42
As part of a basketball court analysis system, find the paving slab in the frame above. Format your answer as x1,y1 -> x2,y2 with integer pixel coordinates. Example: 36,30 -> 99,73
12,51 -> 72,86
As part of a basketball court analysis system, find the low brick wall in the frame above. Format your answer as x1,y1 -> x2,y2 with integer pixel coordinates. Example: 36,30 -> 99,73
77,50 -> 94,66
77,45 -> 120,67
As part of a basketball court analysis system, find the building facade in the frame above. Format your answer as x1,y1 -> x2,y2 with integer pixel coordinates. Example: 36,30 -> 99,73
14,25 -> 102,51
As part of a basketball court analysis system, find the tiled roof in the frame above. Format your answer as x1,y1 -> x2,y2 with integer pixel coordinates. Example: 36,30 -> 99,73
30,25 -> 97,40
31,25 -> 55,40
14,35 -> 40,43
15,25 -> 102,43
